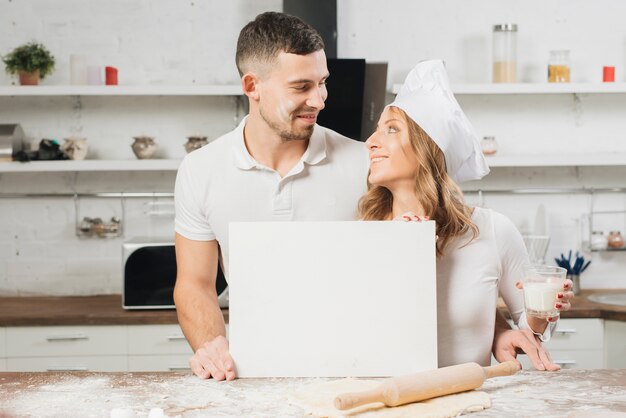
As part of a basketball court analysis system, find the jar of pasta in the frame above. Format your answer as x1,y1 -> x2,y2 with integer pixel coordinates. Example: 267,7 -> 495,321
548,50 -> 571,83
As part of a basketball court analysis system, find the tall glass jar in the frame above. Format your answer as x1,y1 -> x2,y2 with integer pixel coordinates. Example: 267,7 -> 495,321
548,50 -> 571,83
492,24 -> 518,83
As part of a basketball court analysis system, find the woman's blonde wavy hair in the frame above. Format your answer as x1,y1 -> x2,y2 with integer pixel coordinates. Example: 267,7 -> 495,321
357,106 -> 478,258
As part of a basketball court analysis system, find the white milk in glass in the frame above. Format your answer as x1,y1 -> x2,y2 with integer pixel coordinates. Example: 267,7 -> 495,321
524,281 -> 561,318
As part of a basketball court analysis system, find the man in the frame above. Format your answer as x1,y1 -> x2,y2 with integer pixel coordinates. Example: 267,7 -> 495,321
174,11 -> 564,381
174,11 -> 368,381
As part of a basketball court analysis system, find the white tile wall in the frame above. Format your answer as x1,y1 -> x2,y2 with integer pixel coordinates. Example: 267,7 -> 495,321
1,0 -> 626,294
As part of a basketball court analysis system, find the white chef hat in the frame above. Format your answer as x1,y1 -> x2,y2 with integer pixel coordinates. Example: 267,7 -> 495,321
389,60 -> 489,183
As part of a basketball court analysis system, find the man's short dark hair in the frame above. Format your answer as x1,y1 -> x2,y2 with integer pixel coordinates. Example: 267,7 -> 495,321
236,11 -> 325,77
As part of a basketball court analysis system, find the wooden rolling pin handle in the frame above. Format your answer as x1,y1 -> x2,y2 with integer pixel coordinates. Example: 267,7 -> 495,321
334,388 -> 384,411
483,361 -> 520,379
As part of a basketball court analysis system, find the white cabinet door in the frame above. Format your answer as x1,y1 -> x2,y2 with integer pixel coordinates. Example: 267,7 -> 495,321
0,358 -> 6,371
7,356 -> 127,372
127,325 -> 193,355
544,319 -> 604,350
605,320 -> 626,369
128,355 -> 191,372
7,326 -> 127,357
0,327 -> 6,358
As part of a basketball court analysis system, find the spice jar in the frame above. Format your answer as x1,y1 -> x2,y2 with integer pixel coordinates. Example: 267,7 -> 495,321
548,50 -> 571,83
480,136 -> 498,155
590,231 -> 608,251
607,231 -> 625,249
492,24 -> 518,83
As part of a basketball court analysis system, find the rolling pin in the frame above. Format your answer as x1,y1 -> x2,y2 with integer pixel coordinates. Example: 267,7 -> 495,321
334,361 -> 519,411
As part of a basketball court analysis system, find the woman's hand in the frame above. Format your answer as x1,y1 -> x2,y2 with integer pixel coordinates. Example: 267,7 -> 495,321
393,211 -> 429,222
515,278 -> 575,322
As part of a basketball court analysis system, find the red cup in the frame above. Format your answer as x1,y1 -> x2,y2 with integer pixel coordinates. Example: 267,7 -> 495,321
105,66 -> 118,85
603,66 -> 615,82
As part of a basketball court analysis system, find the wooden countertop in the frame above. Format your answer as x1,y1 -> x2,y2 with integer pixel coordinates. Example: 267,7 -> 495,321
0,369 -> 624,417
0,294 -> 228,326
0,289 -> 624,327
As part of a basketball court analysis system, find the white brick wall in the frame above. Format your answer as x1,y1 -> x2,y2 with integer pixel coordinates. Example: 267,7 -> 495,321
1,0 -> 626,295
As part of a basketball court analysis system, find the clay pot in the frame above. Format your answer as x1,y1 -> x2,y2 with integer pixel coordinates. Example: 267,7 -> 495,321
132,136 -> 158,159
18,70 -> 40,86
184,136 -> 208,153
61,137 -> 88,160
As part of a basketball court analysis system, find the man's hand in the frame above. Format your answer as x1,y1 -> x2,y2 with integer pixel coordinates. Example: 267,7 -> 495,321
492,328 -> 560,371
189,335 -> 236,380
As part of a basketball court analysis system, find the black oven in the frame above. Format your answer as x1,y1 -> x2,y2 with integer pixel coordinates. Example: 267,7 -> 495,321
122,237 -> 228,309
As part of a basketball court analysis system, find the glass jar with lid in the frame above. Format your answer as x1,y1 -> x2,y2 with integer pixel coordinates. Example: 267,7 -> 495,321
492,24 -> 518,83
590,230 -> 608,251
607,231 -> 625,249
548,50 -> 571,83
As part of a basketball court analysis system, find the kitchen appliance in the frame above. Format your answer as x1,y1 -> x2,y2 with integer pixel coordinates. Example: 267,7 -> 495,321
334,361 -> 519,410
0,124 -> 25,161
122,237 -> 228,309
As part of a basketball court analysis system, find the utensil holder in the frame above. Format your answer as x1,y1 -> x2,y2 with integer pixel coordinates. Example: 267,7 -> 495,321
567,274 -> 580,295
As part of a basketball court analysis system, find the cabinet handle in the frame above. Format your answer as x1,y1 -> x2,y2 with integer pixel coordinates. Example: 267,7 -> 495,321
555,328 -> 577,334
46,334 -> 89,341
46,366 -> 88,371
168,366 -> 191,371
554,360 -> 577,365
166,335 -> 186,341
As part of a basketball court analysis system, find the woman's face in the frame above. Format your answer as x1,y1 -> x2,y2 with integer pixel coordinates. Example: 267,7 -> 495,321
365,107 -> 419,189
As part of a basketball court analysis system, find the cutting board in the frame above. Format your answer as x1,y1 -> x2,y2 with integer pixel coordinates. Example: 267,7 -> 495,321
228,221 -> 438,377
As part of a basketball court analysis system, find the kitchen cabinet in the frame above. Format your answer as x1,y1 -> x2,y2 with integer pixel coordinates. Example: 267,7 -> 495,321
517,318 -> 605,369
0,327 -> 5,371
7,356 -> 127,372
4,325 -> 194,372
6,325 -> 127,357
605,320 -> 626,369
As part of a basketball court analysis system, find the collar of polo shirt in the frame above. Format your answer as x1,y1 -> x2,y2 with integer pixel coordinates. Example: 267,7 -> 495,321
232,116 -> 328,171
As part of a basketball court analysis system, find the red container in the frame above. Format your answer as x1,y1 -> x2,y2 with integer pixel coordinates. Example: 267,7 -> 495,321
105,66 -> 118,85
603,66 -> 615,82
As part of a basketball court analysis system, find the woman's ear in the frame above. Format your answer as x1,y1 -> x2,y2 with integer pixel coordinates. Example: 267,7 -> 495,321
241,73 -> 260,101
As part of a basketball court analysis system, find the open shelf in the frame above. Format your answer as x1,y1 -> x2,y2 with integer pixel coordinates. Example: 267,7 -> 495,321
485,153 -> 626,167
391,83 -> 626,95
0,159 -> 181,172
0,85 -> 242,96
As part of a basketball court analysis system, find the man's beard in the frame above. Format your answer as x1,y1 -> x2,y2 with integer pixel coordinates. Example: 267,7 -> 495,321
260,107 -> 315,142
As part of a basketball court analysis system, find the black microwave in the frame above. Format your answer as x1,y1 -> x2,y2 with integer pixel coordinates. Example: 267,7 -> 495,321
122,237 -> 228,309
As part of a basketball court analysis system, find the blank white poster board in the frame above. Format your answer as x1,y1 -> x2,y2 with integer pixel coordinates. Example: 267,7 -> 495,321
229,221 -> 437,377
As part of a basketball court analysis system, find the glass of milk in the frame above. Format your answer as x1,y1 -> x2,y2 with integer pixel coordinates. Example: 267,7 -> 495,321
523,265 -> 567,319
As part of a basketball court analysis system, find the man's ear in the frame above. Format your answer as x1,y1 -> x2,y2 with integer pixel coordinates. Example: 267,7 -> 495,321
241,73 -> 260,101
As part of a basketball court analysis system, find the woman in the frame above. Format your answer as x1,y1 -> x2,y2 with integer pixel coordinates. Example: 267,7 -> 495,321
358,60 -> 573,368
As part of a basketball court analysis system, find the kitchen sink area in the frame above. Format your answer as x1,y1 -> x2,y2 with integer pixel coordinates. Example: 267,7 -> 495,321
588,292 -> 626,307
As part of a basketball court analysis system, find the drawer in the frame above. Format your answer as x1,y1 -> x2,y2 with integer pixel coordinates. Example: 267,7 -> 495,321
127,325 -> 193,355
544,319 -> 604,350
7,326 -> 127,357
518,349 -> 604,370
605,320 -> 626,369
128,355 -> 191,372
7,356 -> 127,372
0,327 -> 6,357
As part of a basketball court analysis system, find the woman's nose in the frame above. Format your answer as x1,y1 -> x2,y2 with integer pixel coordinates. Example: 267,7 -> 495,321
365,133 -> 379,149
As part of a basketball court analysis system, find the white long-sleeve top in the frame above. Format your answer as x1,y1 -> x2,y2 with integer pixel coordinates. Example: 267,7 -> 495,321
436,207 -> 532,367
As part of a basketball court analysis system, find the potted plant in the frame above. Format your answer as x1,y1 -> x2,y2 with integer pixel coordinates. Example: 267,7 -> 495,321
2,41 -> 55,85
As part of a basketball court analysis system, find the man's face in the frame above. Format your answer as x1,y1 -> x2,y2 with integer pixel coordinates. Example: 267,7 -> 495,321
257,50 -> 329,142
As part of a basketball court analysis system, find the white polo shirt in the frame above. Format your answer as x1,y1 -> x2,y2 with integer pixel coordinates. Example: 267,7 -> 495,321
175,118 -> 370,279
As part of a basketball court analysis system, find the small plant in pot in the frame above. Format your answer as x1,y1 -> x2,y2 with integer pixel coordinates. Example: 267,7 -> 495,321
2,41 -> 55,85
